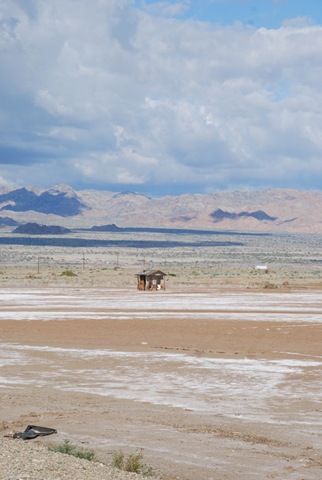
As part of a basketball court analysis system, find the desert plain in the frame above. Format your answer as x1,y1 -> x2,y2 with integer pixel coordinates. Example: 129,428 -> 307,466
0,228 -> 322,480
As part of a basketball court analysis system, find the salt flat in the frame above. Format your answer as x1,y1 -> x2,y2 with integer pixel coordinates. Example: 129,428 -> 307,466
1,286 -> 322,480
0,230 -> 321,478
0,288 -> 321,321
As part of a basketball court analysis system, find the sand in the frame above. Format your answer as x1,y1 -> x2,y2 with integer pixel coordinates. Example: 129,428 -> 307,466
1,280 -> 322,480
1,230 -> 322,479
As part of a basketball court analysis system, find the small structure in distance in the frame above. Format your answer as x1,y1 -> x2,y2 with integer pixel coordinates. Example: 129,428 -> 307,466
136,270 -> 167,291
253,265 -> 269,274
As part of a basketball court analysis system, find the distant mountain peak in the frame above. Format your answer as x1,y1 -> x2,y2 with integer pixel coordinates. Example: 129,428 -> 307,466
0,186 -> 321,233
90,223 -> 122,232
112,191 -> 151,200
210,209 -> 278,222
0,185 -> 88,217
13,222 -> 71,235
48,184 -> 78,198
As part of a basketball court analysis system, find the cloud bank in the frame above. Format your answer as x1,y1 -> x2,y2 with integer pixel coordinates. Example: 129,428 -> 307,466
0,0 -> 322,195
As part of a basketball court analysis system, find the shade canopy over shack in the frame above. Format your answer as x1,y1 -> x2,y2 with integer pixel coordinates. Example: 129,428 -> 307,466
136,269 -> 167,291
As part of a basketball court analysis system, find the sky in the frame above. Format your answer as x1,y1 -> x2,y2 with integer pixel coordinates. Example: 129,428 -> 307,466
1,0 -> 322,196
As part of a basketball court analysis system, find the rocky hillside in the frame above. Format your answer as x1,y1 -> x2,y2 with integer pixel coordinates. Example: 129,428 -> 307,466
13,223 -> 71,235
0,184 -> 321,233
0,185 -> 87,217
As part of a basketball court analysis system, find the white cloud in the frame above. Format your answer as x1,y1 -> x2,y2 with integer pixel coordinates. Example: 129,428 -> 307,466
0,0 -> 322,193
141,1 -> 190,18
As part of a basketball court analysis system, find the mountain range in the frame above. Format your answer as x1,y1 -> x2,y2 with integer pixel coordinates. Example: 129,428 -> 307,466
0,184 -> 321,234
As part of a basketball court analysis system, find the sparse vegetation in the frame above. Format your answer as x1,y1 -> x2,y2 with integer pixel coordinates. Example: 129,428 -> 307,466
49,439 -> 95,461
0,229 -> 321,290
263,281 -> 278,289
111,449 -> 153,476
60,269 -> 77,277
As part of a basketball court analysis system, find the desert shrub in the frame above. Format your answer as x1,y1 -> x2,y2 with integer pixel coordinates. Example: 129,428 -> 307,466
111,450 -> 125,469
49,439 -> 94,461
60,270 -> 77,277
263,282 -> 278,289
111,449 -> 153,476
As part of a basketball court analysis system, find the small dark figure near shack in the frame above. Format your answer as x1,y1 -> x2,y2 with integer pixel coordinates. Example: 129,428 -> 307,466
136,270 -> 167,291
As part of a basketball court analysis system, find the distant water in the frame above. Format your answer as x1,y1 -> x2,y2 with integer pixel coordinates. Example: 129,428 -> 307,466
116,226 -> 269,237
0,236 -> 244,248
0,226 -> 270,248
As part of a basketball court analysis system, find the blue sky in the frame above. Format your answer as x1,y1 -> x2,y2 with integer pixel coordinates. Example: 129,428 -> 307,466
139,0 -> 322,28
1,0 -> 322,196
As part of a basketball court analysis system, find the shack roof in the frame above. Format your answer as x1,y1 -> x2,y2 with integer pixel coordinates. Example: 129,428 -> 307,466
136,269 -> 167,277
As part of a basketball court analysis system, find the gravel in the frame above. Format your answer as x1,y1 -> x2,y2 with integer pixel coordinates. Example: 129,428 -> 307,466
0,438 -> 160,480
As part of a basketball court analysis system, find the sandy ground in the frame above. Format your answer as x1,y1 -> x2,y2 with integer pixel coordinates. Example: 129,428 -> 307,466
1,281 -> 322,480
0,231 -> 322,479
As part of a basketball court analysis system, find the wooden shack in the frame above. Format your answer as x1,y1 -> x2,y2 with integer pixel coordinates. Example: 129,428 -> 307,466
136,269 -> 167,291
